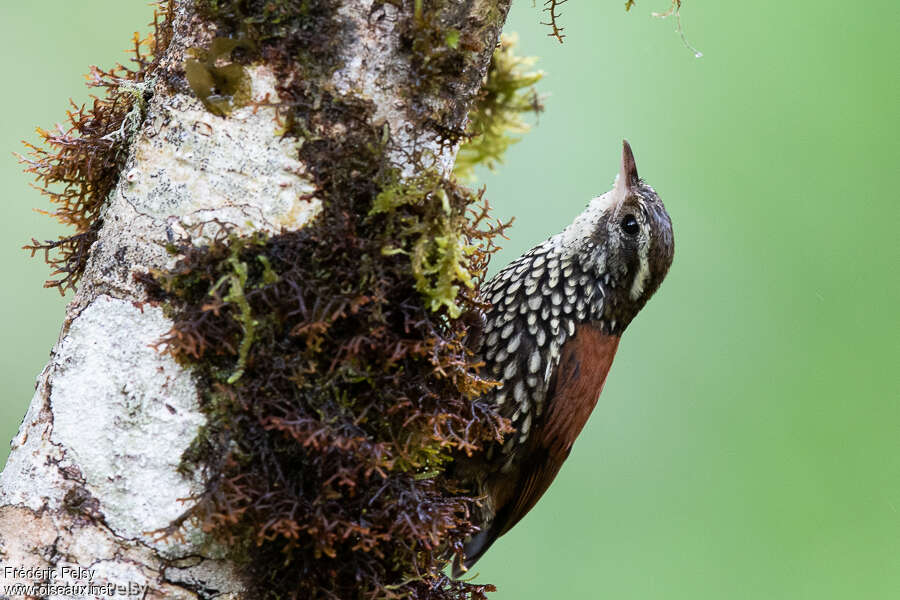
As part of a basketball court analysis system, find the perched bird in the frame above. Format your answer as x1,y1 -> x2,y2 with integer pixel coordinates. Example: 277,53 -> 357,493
452,141 -> 674,575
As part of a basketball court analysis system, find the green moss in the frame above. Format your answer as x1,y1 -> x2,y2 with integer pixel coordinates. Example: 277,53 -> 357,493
405,5 -> 477,92
454,34 -> 544,181
395,0 -> 503,138
216,250 -> 257,383
371,171 -> 478,319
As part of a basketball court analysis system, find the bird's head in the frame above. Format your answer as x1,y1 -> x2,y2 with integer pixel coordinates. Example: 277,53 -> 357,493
562,141 -> 674,330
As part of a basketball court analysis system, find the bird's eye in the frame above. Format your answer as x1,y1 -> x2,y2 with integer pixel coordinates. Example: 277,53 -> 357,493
620,214 -> 640,236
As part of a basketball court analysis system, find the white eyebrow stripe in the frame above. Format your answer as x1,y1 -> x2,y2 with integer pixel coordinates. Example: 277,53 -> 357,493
629,229 -> 651,300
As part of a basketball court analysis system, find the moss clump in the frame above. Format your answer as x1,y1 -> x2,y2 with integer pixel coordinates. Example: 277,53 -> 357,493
454,34 -> 544,181
144,182 -> 511,599
372,171 -> 508,318
21,1 -> 175,294
401,5 -> 481,97
137,3 -> 517,599
396,1 -> 512,145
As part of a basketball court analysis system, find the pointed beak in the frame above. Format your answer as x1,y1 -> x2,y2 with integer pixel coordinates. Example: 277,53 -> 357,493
614,140 -> 640,209
619,140 -> 639,192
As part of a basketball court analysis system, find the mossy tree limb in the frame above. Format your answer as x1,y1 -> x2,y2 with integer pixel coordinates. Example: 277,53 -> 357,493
1,1 -> 524,599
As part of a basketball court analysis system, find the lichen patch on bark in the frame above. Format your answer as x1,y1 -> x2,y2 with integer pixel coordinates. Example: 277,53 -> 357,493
126,65 -> 320,238
49,295 -> 204,550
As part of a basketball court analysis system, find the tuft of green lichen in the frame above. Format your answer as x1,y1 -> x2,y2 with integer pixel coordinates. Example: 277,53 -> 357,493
371,171 -> 484,319
454,35 -> 544,182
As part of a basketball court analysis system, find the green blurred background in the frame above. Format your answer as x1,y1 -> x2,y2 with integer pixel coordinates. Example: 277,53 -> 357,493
1,1 -> 897,598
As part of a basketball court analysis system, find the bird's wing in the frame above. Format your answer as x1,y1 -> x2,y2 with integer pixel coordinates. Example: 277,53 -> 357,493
496,323 -> 620,537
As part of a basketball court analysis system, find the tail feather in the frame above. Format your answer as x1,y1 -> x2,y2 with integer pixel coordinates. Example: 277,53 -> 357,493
451,525 -> 499,578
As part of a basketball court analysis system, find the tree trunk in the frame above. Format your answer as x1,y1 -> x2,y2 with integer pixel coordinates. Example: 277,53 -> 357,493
1,1 -> 513,598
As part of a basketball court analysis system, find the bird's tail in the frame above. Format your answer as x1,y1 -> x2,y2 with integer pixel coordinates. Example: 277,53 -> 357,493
451,524 -> 500,578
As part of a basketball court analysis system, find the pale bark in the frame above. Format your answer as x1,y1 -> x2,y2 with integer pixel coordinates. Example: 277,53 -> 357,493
0,1 -> 510,597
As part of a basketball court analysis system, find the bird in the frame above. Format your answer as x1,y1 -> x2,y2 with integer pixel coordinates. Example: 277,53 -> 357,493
451,140 -> 674,576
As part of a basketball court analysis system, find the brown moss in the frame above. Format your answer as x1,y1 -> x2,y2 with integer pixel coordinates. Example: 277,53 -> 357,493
144,181 -> 512,599
139,2 -> 517,599
21,1 -> 176,294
